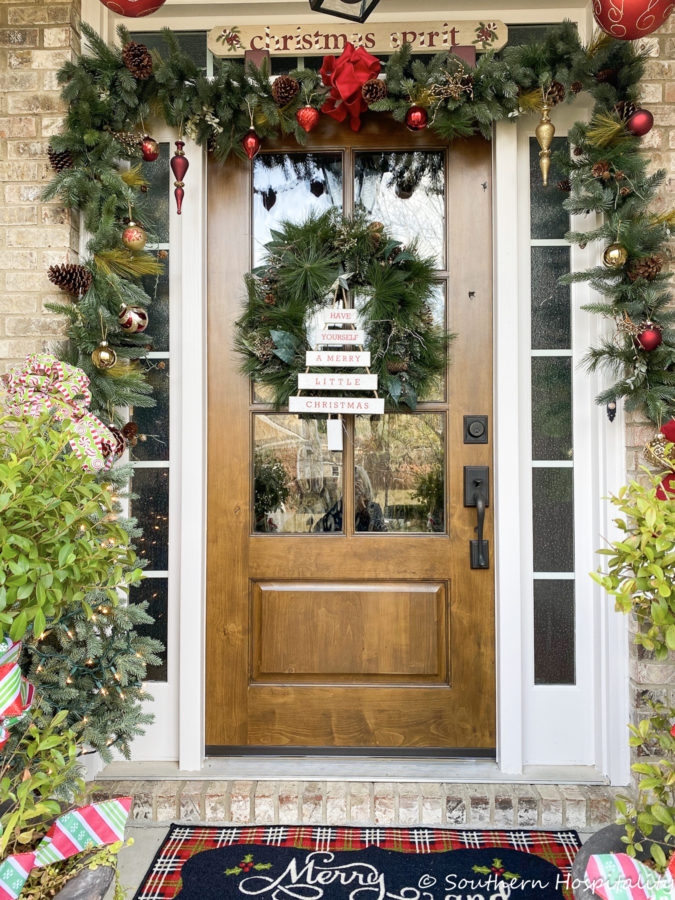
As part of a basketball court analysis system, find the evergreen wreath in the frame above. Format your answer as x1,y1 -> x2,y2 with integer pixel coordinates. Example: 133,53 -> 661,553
44,21 -> 674,423
234,210 -> 450,410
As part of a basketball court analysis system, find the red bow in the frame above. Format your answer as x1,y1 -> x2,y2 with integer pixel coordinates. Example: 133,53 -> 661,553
320,43 -> 381,132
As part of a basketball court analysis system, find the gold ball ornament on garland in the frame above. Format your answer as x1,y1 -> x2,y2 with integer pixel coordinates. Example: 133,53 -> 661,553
603,242 -> 629,268
118,303 -> 149,333
91,340 -> 117,370
593,0 -> 673,40
122,221 -> 147,251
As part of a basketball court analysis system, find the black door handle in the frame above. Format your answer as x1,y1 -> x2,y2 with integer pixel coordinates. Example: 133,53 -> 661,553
464,466 -> 490,569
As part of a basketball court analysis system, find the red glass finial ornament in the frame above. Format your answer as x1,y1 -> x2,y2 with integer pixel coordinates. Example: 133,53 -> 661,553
405,105 -> 428,131
242,128 -> 262,161
296,107 -> 320,133
170,140 -> 189,215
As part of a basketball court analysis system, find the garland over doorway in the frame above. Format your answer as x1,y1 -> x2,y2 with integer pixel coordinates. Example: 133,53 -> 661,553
42,21 -> 674,438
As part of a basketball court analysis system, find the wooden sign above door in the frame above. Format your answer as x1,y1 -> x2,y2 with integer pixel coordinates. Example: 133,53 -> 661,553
208,21 -> 508,58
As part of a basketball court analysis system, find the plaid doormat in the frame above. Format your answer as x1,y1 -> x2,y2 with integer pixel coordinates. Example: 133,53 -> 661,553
134,825 -> 582,900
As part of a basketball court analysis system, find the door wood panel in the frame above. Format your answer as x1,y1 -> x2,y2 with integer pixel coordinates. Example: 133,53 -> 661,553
252,581 -> 446,682
206,120 -> 495,752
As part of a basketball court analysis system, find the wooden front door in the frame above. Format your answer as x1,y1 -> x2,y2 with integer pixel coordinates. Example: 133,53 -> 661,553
206,118 -> 494,753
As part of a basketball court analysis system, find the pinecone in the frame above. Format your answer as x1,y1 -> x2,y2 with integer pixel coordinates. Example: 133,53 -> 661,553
271,75 -> 300,107
591,160 -> 611,180
362,78 -> 388,105
263,292 -> 276,306
573,145 -> 585,157
620,186 -> 632,197
122,422 -> 139,440
47,263 -> 92,297
546,81 -> 566,105
386,360 -> 409,374
254,336 -> 275,362
595,68 -> 617,84
614,100 -> 638,121
388,245 -> 404,263
570,81 -> 583,94
614,170 -> 626,181
557,179 -> 572,192
47,145 -> 73,173
122,41 -> 153,80
627,255 -> 664,282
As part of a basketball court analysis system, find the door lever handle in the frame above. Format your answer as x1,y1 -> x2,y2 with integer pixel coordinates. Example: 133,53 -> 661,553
464,466 -> 490,570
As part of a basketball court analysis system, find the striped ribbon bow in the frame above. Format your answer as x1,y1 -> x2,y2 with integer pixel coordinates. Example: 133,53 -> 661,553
0,637 -> 34,751
585,853 -> 675,900
3,353 -> 118,473
0,797 -> 132,900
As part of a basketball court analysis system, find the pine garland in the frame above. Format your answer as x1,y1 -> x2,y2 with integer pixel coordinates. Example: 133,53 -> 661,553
46,21 -> 673,424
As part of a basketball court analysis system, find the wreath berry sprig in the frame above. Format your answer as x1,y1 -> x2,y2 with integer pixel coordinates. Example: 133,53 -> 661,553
234,209 -> 452,410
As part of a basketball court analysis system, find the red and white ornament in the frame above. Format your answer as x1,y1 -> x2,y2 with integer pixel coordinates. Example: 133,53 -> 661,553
637,321 -> 662,351
626,107 -> 654,136
593,0 -> 674,40
118,303 -> 149,333
122,220 -> 147,251
242,128 -> 261,160
98,0 -> 167,16
296,106 -> 320,133
141,135 -> 159,162
405,105 -> 428,131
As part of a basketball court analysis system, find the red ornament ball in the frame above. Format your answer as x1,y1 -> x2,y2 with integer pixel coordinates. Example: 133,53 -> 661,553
405,105 -> 428,131
242,129 -> 261,161
637,322 -> 663,351
296,106 -> 320,133
626,108 -> 654,136
593,0 -> 674,40
98,0 -> 167,16
141,135 -> 159,162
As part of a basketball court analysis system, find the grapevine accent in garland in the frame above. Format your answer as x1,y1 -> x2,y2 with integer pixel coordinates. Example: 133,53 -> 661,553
234,210 -> 450,411
44,21 -> 674,423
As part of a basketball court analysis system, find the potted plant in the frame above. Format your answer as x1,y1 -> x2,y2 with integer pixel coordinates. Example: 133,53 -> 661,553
572,471 -> 675,897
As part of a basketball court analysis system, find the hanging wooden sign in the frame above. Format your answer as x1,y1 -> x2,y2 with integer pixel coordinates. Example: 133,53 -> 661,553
298,373 -> 379,391
290,396 -> 385,414
323,308 -> 359,324
208,21 -> 507,58
306,350 -> 371,367
318,329 -> 366,345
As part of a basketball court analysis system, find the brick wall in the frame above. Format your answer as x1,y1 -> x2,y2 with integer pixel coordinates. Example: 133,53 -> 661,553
0,0 -> 80,375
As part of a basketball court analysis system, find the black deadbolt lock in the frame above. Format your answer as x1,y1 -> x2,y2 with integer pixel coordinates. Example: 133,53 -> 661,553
464,415 -> 488,444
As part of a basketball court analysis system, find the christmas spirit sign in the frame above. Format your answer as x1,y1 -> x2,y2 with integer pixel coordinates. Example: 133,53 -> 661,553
208,21 -> 507,57
290,307 -> 384,415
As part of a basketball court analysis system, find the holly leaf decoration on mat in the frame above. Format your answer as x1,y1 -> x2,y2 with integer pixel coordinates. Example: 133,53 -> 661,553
472,859 -> 520,881
270,330 -> 300,364
226,854 -> 273,876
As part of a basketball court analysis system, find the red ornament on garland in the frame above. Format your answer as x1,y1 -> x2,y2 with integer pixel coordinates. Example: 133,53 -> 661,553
242,128 -> 261,161
98,0 -> 167,17
626,108 -> 654,136
593,0 -> 673,40
655,419 -> 675,499
405,106 -> 428,131
637,321 -> 663,351
118,303 -> 149,333
141,135 -> 159,162
296,107 -> 320,133
170,140 -> 189,215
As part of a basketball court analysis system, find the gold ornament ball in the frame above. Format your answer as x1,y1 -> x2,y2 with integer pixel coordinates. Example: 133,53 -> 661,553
92,339 -> 117,370
122,220 -> 147,251
603,242 -> 628,269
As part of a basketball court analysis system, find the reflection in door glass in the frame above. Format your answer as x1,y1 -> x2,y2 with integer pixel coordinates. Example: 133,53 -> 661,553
354,152 -> 445,268
253,153 -> 343,266
254,415 -> 343,533
354,414 -> 445,533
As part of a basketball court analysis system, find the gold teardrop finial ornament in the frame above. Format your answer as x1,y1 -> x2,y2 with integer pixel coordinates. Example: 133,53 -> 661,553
535,101 -> 555,186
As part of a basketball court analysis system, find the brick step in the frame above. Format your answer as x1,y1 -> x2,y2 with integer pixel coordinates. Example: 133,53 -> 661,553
89,781 -> 624,831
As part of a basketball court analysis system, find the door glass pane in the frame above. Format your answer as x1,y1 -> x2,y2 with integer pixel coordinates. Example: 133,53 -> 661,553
354,151 -> 446,268
534,579 -> 575,685
531,357 -> 573,461
531,246 -> 571,350
253,153 -> 343,266
130,361 -> 170,462
254,414 -> 343,533
130,467 -> 169,570
532,467 -> 574,572
354,414 -> 445,533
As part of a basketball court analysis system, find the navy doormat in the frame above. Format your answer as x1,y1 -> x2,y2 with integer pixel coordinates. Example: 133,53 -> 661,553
134,825 -> 581,900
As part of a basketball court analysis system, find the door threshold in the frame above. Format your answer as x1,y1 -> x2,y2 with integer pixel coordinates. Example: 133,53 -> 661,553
98,757 -> 608,785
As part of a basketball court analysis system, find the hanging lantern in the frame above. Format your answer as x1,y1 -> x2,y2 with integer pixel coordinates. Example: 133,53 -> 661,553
308,0 -> 380,24
593,0 -> 673,40
535,101 -> 555,186
118,304 -> 149,333
122,220 -> 147,251
170,140 -> 189,215
242,128 -> 262,161
98,0 -> 167,16
141,135 -> 160,161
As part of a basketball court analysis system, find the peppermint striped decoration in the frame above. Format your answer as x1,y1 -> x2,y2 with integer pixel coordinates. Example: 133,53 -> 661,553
0,798 -> 132,900
585,853 -> 675,900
